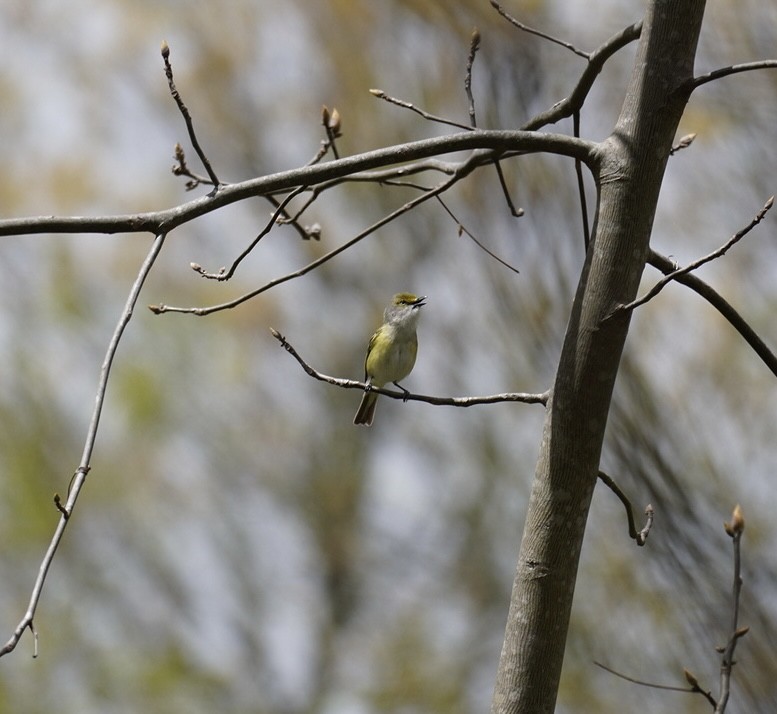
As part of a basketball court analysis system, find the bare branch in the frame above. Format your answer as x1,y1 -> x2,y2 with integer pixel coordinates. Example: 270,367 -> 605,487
435,196 -> 521,275
270,328 -> 549,407
716,505 -> 747,713
193,185 -> 308,281
573,111 -> 592,248
593,661 -> 703,695
596,471 -> 653,546
150,158 -> 480,316
612,196 -> 773,317
523,21 -> 642,131
0,232 -> 168,658
369,89 -> 474,131
648,250 -> 777,379
490,1 -> 589,59
0,130 -> 596,238
689,60 -> 777,91
492,160 -> 525,218
171,142 -> 214,191
465,27 -> 481,127
161,42 -> 220,190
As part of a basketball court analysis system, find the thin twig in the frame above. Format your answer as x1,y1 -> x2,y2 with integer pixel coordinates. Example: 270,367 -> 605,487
161,42 -> 220,190
171,142 -> 216,191
465,28 -> 480,128
492,161 -> 524,218
716,505 -> 747,713
461,30 -> 528,222
0,231 -> 168,658
490,0 -> 589,59
596,471 -> 653,546
611,197 -> 773,318
270,328 -> 549,407
149,152 -> 497,316
193,185 -> 308,280
573,111 -> 591,249
593,661 -> 700,695
321,106 -> 342,160
522,21 -> 642,131
436,196 -> 521,275
369,89 -> 474,131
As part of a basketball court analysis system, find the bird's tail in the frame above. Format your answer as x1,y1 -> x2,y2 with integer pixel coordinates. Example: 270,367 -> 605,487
353,391 -> 379,426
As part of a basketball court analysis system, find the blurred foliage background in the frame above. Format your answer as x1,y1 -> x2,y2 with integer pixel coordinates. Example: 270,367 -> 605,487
1,0 -> 776,712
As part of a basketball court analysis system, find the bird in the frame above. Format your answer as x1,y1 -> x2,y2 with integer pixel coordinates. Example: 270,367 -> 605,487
353,293 -> 426,426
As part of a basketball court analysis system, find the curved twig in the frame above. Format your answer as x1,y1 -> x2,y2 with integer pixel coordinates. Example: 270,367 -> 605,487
596,470 -> 654,546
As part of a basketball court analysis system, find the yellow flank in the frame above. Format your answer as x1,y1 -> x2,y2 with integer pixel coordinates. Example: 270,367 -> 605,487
353,293 -> 426,426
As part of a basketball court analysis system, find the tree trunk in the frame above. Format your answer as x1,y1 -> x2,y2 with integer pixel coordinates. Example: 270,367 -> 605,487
491,1 -> 708,711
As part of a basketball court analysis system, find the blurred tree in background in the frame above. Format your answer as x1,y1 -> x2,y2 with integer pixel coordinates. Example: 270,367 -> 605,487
0,0 -> 776,712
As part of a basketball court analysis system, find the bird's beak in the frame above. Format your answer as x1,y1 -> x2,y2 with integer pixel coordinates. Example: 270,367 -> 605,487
413,296 -> 427,308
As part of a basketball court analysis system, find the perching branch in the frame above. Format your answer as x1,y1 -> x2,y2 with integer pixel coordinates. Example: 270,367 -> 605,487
270,328 -> 549,407
0,231 -> 168,658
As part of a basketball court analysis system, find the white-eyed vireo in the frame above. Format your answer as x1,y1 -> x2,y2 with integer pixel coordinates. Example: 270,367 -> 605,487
353,293 -> 426,426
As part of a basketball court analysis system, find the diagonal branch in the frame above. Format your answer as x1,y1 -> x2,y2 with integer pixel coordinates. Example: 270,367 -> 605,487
435,196 -> 521,274
149,155 -> 484,316
0,231 -> 168,658
647,250 -> 777,378
613,196 -> 773,317
369,89 -> 474,131
490,1 -> 589,59
193,185 -> 308,280
523,21 -> 642,131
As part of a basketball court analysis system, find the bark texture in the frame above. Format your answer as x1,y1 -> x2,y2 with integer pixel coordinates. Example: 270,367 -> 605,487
491,2 -> 708,712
